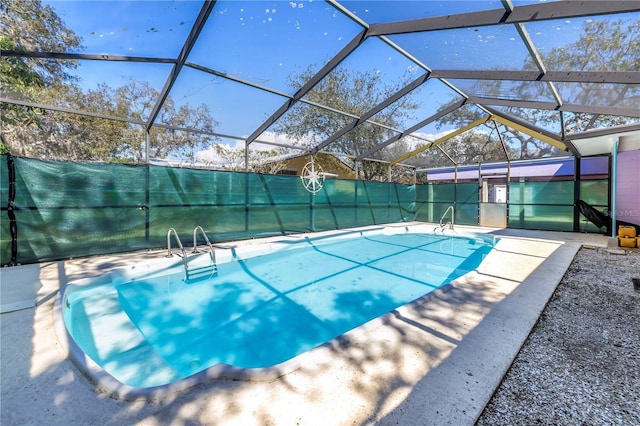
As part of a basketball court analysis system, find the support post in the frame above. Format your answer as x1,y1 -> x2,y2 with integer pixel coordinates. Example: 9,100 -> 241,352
244,140 -> 249,233
573,157 -> 581,232
611,140 -> 619,239
145,131 -> 150,164
145,130 -> 150,242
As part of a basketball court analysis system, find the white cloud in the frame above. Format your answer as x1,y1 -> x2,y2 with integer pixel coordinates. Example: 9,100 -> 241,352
193,131 -> 316,165
407,130 -> 453,148
194,143 -> 234,164
251,130 -> 317,150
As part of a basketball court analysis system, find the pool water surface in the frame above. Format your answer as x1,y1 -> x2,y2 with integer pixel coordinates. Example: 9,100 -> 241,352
63,230 -> 494,388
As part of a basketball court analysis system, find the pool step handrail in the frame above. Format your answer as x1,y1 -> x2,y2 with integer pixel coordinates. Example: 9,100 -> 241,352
439,205 -> 455,230
166,227 -> 217,281
166,228 -> 189,274
192,225 -> 217,276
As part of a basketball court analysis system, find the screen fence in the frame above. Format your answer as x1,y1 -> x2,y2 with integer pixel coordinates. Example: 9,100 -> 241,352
1,155 -> 608,266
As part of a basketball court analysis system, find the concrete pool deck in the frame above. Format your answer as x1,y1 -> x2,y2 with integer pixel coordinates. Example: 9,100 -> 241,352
1,223 -> 611,425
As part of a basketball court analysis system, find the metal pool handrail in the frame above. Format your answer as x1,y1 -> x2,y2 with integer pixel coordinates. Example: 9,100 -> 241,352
166,228 -> 188,272
439,205 -> 454,230
192,225 -> 216,268
166,227 -> 218,281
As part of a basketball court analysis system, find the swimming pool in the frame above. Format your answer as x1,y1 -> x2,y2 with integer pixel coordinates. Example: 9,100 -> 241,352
59,226 -> 495,394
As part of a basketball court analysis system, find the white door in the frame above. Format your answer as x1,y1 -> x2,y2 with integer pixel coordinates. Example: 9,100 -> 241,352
479,177 -> 507,228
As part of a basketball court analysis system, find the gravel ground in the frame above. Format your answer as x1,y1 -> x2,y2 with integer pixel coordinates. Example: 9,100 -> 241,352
476,247 -> 640,425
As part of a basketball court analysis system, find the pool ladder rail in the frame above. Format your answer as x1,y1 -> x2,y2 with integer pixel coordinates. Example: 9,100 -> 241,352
438,205 -> 455,232
166,226 -> 217,282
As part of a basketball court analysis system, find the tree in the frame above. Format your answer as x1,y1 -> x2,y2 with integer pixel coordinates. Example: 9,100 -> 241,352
1,0 -> 84,155
274,66 -> 420,181
436,18 -> 639,160
0,0 -> 83,84
3,76 -> 221,162
0,36 -> 45,131
436,103 -> 562,161
1,0 -> 220,163
540,19 -> 639,133
209,144 -> 288,174
154,99 -> 219,164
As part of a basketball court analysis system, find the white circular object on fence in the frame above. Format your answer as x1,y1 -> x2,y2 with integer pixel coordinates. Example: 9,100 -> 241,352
300,161 -> 325,194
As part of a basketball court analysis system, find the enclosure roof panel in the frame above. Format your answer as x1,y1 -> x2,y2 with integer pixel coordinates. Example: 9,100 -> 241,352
187,0 -> 363,95
388,23 -> 538,71
1,0 -> 639,167
42,0 -> 203,57
339,0 -> 504,24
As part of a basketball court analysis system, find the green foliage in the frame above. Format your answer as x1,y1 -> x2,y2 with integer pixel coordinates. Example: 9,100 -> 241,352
212,144 -> 288,173
404,125 -> 514,169
274,66 -> 420,181
0,37 -> 43,88
436,18 -> 639,161
436,101 -> 560,161
1,2 -> 635,170
543,19 -> 639,73
1,0 -> 220,164
0,36 -> 46,126
1,0 -> 82,155
0,0 -> 83,85
541,18 -> 639,133
4,79 -> 221,162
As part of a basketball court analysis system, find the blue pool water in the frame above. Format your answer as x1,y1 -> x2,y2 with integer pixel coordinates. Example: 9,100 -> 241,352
63,230 -> 494,388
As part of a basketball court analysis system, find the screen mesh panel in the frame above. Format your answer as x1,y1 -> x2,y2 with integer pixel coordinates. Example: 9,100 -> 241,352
0,155 -> 609,265
1,155 -> 418,264
509,181 -> 574,231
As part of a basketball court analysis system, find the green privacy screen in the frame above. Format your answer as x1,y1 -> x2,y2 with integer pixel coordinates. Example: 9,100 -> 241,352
0,155 -> 610,265
578,180 -> 609,233
508,180 -> 575,231
0,156 -> 419,265
414,182 -> 478,226
3,157 -> 150,264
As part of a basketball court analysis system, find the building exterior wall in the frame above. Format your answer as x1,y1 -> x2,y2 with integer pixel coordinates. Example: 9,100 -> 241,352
616,149 -> 640,227
282,154 -> 355,179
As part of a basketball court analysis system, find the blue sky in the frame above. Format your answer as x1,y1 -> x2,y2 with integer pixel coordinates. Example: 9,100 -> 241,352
43,2 -> 469,131
40,0 -> 635,154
